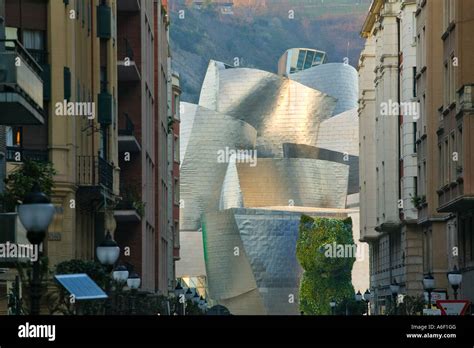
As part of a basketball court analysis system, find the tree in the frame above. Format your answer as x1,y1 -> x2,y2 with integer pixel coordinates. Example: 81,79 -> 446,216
0,160 -> 56,213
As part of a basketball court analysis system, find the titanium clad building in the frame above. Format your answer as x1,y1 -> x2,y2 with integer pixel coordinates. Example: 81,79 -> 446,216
178,58 -> 367,314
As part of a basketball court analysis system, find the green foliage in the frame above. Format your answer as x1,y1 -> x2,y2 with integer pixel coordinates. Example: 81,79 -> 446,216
55,259 -> 109,288
16,257 -> 51,315
297,215 -> 356,315
385,295 -> 425,316
0,160 -> 56,213
119,184 -> 146,217
334,297 -> 366,316
47,259 -> 110,315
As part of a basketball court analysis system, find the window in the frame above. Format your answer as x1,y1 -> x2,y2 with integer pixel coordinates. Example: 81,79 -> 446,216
174,178 -> 179,205
413,67 -> 417,98
449,54 -> 456,104
413,122 -> 417,153
304,51 -> 315,69
438,144 -> 443,186
5,27 -> 18,48
100,67 -> 108,92
99,126 -> 108,160
22,30 -> 46,65
174,135 -> 179,163
444,139 -> 449,185
444,62 -> 449,107
6,127 -> 22,147
296,50 -> 306,70
449,132 -> 455,182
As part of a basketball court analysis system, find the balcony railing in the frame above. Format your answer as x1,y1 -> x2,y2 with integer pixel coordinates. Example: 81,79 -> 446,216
117,38 -> 141,81
118,113 -> 135,136
6,147 -> 49,163
77,155 -> 114,191
118,113 -> 141,153
0,39 -> 44,125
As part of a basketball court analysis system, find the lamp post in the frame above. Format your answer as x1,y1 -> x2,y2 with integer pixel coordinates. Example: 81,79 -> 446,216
422,273 -> 435,309
96,231 -> 120,314
192,290 -> 200,304
329,299 -> 336,315
363,289 -> 371,315
112,265 -> 129,314
174,281 -> 185,315
447,266 -> 462,300
185,287 -> 193,301
355,290 -> 362,302
127,271 -> 141,315
390,279 -> 400,315
18,183 -> 55,315
198,296 -> 207,313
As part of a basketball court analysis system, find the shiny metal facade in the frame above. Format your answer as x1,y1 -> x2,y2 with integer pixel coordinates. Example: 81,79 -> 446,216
178,59 -> 360,314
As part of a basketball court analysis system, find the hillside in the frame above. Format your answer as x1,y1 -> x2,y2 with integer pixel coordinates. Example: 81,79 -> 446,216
169,0 -> 370,102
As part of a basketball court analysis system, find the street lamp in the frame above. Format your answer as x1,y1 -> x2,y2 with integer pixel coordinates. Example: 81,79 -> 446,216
96,231 -> 120,271
192,290 -> 200,304
447,266 -> 462,300
423,273 -> 435,309
127,271 -> 141,315
96,232 -> 121,314
198,296 -> 207,312
18,183 -> 55,316
390,279 -> 400,315
127,271 -> 141,290
113,265 -> 129,284
174,282 -> 186,315
363,289 -> 371,315
112,265 -> 129,314
355,290 -> 362,302
185,287 -> 193,301
329,299 -> 336,315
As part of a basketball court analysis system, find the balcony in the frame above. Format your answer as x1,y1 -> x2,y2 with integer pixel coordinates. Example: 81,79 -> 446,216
5,147 -> 49,163
114,183 -> 143,223
0,40 -> 44,125
118,113 -> 141,153
118,38 -> 141,82
117,0 -> 140,12
76,155 -> 114,192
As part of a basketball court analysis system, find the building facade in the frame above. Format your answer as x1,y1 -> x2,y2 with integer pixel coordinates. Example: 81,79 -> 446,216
359,0 -> 427,314
0,0 -> 178,311
1,0 -> 120,266
433,0 -> 474,302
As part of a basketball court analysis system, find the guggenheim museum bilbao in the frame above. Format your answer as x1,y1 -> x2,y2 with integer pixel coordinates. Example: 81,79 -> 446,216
177,49 -> 369,315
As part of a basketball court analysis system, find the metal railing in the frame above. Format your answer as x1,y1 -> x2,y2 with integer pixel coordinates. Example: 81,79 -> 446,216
118,38 -> 135,62
118,113 -> 135,136
77,155 -> 114,191
5,147 -> 49,163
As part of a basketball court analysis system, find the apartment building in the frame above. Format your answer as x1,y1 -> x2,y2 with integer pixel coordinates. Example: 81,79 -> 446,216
114,0 -> 175,294
1,0 -> 120,266
359,0 -> 424,313
170,71 -> 181,287
434,0 -> 474,302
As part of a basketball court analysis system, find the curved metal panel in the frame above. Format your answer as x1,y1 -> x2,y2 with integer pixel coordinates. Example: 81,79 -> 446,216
291,63 -> 359,116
